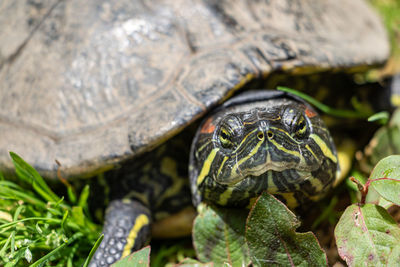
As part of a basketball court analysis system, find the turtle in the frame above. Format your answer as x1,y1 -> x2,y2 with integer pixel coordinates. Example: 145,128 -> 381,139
0,0 -> 389,266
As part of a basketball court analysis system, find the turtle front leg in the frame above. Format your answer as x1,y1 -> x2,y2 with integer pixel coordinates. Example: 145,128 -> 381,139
89,199 -> 152,267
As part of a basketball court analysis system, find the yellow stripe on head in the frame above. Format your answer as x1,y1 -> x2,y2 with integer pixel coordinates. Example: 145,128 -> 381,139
269,138 -> 300,157
197,148 -> 218,186
232,128 -> 258,154
217,156 -> 229,177
310,134 -> 337,163
122,214 -> 150,257
305,144 -> 318,161
232,136 -> 263,175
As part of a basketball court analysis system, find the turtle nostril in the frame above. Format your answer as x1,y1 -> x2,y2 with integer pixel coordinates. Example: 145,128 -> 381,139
267,131 -> 274,139
257,131 -> 264,140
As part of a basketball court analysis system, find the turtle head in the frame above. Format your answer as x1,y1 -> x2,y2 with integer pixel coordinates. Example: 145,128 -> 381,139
189,91 -> 338,208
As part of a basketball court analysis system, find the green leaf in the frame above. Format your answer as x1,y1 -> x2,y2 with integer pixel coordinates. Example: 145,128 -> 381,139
112,246 -> 150,267
388,245 -> 400,266
362,109 -> 400,172
246,192 -> 327,267
369,155 -> 400,205
9,152 -> 60,203
192,204 -> 250,266
335,203 -> 400,266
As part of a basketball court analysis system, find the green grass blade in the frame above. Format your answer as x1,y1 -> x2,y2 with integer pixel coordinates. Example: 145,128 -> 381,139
82,234 -> 104,267
10,231 -> 15,256
9,205 -> 25,256
0,233 -> 12,257
0,180 -> 24,189
67,186 -> 77,204
78,185 -> 90,209
277,86 -> 371,118
29,242 -> 67,267
29,232 -> 83,267
9,152 -> 60,203
368,111 -> 390,124
0,217 -> 60,231
0,187 -> 48,209
0,153 -> 102,266
12,205 -> 24,221
61,210 -> 69,234
0,217 -> 82,235
35,223 -> 42,234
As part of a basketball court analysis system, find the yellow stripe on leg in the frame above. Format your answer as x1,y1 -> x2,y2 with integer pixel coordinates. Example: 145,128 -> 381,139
122,214 -> 150,257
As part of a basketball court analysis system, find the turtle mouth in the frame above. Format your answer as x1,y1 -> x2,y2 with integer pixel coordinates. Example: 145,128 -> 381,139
216,158 -> 315,186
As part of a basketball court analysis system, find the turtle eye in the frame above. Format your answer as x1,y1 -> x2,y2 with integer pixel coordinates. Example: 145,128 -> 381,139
218,126 -> 234,149
283,107 -> 310,140
217,115 -> 242,149
293,114 -> 309,139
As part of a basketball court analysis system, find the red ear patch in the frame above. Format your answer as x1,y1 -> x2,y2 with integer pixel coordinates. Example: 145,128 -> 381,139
200,117 -> 216,134
305,107 -> 317,118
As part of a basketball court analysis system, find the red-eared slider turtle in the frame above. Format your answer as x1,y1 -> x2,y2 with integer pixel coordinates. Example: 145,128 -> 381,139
0,0 -> 389,266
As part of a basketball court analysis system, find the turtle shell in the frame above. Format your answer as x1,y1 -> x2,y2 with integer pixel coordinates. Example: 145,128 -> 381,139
0,0 -> 389,178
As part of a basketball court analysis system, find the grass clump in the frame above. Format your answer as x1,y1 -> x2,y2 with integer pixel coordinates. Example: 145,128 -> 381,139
0,152 -> 102,266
